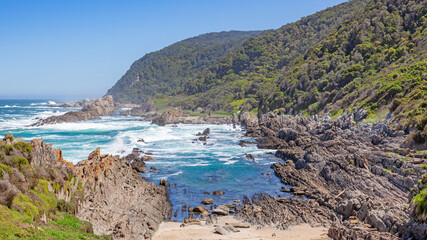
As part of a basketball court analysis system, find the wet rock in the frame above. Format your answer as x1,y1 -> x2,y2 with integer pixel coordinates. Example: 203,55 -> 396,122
32,96 -> 117,126
244,153 -> 255,160
197,128 -> 210,136
193,206 -> 209,214
149,166 -> 159,171
159,179 -> 170,187
201,198 -> 214,205
213,190 -> 225,196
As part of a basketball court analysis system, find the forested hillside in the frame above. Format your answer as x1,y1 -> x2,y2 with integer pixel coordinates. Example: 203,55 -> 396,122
106,31 -> 261,103
108,0 -> 426,140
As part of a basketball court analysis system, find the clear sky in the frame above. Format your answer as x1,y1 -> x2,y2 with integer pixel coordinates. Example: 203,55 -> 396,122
0,0 -> 347,101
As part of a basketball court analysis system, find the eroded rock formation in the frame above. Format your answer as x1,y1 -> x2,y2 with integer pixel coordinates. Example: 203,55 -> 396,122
235,112 -> 427,239
149,109 -> 232,126
31,95 -> 118,126
75,148 -> 172,239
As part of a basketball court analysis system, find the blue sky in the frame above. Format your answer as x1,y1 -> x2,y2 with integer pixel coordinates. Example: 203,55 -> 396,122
0,0 -> 346,100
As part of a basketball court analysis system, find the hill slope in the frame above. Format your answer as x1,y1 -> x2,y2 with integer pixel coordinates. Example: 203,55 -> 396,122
108,0 -> 426,141
106,30 -> 262,104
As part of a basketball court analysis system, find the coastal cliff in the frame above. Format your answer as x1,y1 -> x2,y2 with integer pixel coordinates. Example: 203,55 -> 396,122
0,134 -> 170,239
75,148 -> 172,239
31,95 -> 118,126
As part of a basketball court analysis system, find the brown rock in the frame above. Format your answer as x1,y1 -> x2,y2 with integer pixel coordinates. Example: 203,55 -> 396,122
213,190 -> 225,196
201,198 -> 214,205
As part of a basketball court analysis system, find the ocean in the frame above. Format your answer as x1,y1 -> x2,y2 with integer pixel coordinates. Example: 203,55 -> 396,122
0,99 -> 288,220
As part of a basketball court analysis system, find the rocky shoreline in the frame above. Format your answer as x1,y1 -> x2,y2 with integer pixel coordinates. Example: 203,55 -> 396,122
230,111 -> 427,239
75,148 -> 172,239
0,134 -> 171,240
31,95 -> 118,126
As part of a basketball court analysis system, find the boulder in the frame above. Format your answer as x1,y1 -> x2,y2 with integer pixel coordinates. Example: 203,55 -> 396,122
214,227 -> 230,235
213,190 -> 225,196
183,218 -> 201,225
223,225 -> 239,233
193,206 -> 209,214
213,205 -> 230,215
201,198 -> 214,205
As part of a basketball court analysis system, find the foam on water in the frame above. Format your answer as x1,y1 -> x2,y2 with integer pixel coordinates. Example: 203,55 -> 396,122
0,99 -> 288,221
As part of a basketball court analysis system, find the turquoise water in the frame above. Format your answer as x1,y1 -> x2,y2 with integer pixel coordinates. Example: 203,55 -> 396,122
0,99 -> 288,220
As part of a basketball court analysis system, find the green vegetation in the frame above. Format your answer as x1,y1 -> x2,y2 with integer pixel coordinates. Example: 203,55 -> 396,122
13,142 -> 32,154
412,174 -> 427,216
0,135 -> 108,239
109,0 -> 426,145
107,31 -> 262,104
0,205 -> 107,240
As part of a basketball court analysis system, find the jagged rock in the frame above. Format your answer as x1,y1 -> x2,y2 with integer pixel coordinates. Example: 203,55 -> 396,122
197,128 -> 210,136
206,214 -> 218,225
278,128 -> 298,141
75,148 -> 171,239
238,113 -> 422,239
353,108 -> 368,123
31,96 -> 118,126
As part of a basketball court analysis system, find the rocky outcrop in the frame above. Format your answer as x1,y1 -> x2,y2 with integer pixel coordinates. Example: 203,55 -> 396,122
75,148 -> 172,239
31,95 -> 118,126
237,113 -> 427,239
120,97 -> 155,116
149,109 -> 232,126
3,136 -> 171,239
59,99 -> 94,108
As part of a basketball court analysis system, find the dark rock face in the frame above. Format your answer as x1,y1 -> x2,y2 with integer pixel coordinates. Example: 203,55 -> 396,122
31,96 -> 118,126
237,113 -> 427,239
124,148 -> 155,173
75,148 -> 172,239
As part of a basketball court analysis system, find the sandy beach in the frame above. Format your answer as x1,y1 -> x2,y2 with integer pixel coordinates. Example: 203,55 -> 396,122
153,216 -> 331,240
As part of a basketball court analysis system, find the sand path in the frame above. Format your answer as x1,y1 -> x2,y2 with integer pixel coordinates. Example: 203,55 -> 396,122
153,216 -> 331,240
